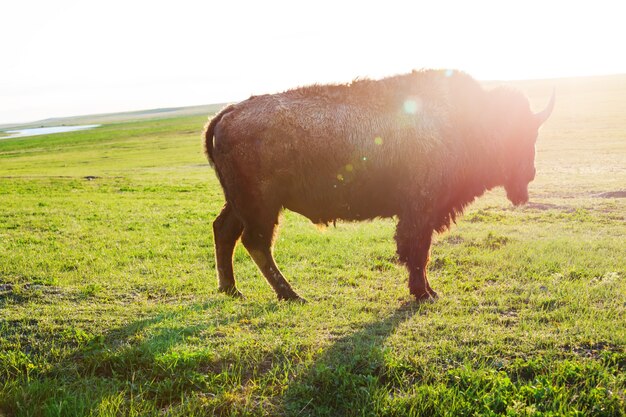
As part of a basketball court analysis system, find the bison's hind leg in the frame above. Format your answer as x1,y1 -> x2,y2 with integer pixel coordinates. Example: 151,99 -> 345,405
213,203 -> 244,297
240,210 -> 305,302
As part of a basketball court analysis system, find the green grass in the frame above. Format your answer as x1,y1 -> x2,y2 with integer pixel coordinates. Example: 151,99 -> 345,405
1,78 -> 625,416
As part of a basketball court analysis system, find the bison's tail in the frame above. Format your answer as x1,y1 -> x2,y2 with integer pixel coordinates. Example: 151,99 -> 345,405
203,105 -> 235,168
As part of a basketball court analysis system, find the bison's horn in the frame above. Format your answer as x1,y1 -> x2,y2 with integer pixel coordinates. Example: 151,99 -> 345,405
535,89 -> 555,126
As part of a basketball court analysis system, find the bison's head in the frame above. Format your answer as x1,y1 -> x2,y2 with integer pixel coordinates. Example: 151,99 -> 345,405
489,89 -> 555,206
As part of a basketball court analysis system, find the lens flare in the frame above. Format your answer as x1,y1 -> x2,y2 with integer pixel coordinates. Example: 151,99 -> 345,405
403,97 -> 422,114
374,136 -> 383,145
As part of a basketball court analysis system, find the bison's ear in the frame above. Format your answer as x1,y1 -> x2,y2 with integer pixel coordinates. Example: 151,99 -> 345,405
535,89 -> 555,127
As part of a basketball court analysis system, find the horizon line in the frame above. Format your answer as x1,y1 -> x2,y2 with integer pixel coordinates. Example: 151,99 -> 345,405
2,71 -> 625,128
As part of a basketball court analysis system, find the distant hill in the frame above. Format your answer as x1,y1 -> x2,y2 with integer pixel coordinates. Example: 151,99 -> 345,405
0,103 -> 228,131
3,72 -> 626,132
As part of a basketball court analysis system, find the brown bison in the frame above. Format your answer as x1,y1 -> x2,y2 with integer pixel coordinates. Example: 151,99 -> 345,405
203,69 -> 554,302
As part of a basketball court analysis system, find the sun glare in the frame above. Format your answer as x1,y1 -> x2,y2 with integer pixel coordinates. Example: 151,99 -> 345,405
1,0 -> 625,124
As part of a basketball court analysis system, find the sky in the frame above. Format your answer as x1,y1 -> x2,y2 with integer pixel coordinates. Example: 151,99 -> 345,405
1,0 -> 626,125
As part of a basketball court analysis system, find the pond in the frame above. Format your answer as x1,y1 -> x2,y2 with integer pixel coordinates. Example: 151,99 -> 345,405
1,124 -> 100,139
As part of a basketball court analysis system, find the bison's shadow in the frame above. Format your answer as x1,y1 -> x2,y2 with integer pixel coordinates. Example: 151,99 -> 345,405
16,299 -> 267,415
9,297 -> 421,415
281,301 -> 421,416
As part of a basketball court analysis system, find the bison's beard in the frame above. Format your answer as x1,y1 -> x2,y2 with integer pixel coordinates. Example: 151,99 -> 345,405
505,183 -> 529,206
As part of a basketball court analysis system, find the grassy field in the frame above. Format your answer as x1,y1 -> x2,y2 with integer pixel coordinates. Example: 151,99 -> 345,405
1,76 -> 625,416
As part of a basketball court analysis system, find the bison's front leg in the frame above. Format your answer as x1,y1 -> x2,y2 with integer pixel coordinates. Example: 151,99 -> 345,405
395,216 -> 438,301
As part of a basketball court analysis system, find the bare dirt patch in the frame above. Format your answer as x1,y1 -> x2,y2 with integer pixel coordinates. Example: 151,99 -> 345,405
522,202 -> 573,211
594,190 -> 626,198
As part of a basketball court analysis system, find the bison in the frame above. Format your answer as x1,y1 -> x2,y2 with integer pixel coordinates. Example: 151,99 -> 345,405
203,69 -> 554,302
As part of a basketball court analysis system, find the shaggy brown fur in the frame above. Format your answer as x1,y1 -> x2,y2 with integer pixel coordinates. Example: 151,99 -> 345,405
203,69 -> 554,301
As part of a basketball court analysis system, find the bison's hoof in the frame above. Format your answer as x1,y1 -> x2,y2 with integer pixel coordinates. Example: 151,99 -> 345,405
413,291 -> 438,303
218,286 -> 244,298
278,292 -> 307,303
